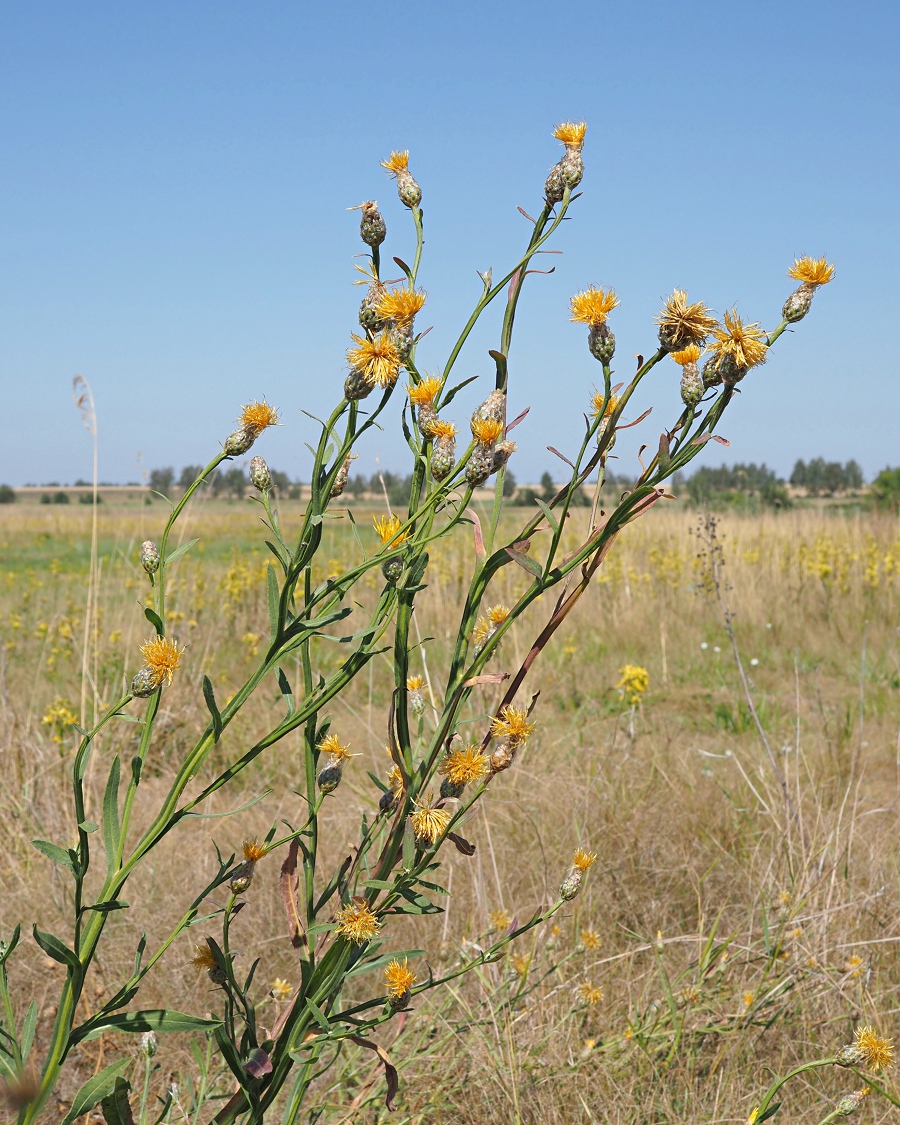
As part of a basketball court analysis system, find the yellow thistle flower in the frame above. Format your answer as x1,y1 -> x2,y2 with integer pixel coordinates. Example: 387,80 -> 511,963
569,285 -> 619,327
384,957 -> 416,998
373,513 -> 410,548
347,331 -> 401,389
270,978 -> 292,1001
335,900 -> 381,944
853,1025 -> 893,1071
318,733 -> 351,762
746,1109 -> 760,1125
573,849 -> 597,872
491,705 -> 536,743
239,399 -> 280,436
439,745 -> 489,787
553,121 -> 587,147
139,635 -> 184,686
656,289 -> 717,349
388,764 -> 404,796
590,391 -> 619,418
578,982 -> 603,1006
411,801 -> 451,845
376,288 -> 426,328
844,955 -> 864,977
407,674 -> 424,691
430,419 -> 458,439
788,255 -> 835,286
487,604 -> 510,625
472,618 -> 491,649
616,663 -> 649,704
490,909 -> 512,931
471,417 -> 504,445
407,376 -> 442,406
581,928 -> 601,951
381,150 -> 410,174
190,943 -> 218,972
670,344 -> 702,366
743,991 -> 754,1007
242,838 -> 268,863
709,309 -> 768,370
511,952 -> 530,976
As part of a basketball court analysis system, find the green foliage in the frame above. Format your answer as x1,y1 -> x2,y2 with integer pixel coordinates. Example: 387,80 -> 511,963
687,463 -> 791,510
870,466 -> 900,510
0,484 -> 15,503
790,457 -> 863,495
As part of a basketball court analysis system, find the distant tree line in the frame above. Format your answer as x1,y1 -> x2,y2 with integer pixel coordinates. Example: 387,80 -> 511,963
789,458 -> 864,495
686,463 -> 791,509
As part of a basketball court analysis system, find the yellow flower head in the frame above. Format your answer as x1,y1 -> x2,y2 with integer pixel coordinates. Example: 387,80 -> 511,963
581,928 -> 601,951
190,942 -> 218,972
853,1025 -> 893,1071
569,285 -> 619,328
381,150 -> 410,175
347,331 -> 402,389
318,733 -> 351,762
671,344 -> 702,367
472,618 -> 491,649
490,909 -> 512,931
471,417 -> 504,445
388,764 -> 404,796
578,982 -> 603,1006
384,957 -> 416,998
139,635 -> 184,686
590,390 -> 620,418
239,400 -> 281,436
430,419 -> 458,440
373,513 -> 409,548
709,309 -> 768,370
573,849 -> 597,872
491,705 -> 536,743
656,289 -> 717,348
487,604 -> 510,625
746,1109 -> 760,1125
242,838 -> 268,863
616,663 -> 649,704
411,801 -> 452,845
270,978 -> 292,1001
336,900 -> 381,944
553,121 -> 587,148
439,745 -> 489,786
511,952 -> 530,976
376,288 -> 426,328
407,376 -> 442,406
788,256 -> 835,286
407,674 -> 424,691
743,991 -> 754,1007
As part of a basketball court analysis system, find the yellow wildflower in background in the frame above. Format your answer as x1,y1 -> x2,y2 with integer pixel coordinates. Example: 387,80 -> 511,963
270,978 -> 293,1001
569,285 -> 619,328
41,700 -> 78,743
788,256 -> 835,286
139,635 -> 184,687
709,309 -> 768,370
335,900 -> 380,944
511,952 -> 530,976
411,800 -> 451,845
239,400 -> 280,436
743,991 -> 754,1007
490,909 -> 512,931
578,982 -> 603,1006
347,332 -> 401,389
616,663 -> 649,705
373,514 -> 409,548
844,955 -> 864,978
581,928 -> 601,951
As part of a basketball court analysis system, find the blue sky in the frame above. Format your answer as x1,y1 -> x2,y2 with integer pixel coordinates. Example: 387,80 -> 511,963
1,0 -> 897,487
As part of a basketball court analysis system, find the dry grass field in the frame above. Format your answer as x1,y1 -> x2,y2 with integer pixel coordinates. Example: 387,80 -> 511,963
2,494 -> 899,1123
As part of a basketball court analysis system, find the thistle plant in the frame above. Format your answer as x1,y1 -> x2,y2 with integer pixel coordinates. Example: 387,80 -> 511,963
0,122 -> 837,1124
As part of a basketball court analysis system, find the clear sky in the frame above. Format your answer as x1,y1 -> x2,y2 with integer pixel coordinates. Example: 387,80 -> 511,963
1,0 -> 897,487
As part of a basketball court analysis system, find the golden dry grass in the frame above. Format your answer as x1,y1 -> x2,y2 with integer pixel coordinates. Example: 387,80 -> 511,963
2,496 -> 900,1122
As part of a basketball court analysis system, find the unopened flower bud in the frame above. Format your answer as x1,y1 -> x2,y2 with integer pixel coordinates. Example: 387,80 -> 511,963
492,441 -> 517,473
473,390 -> 506,425
330,454 -> 356,499
680,365 -> 704,407
489,737 -> 517,773
834,1089 -> 870,1117
140,1031 -> 158,1058
782,282 -> 815,323
131,666 -> 159,698
140,540 -> 160,575
835,1044 -> 865,1068
317,759 -> 344,794
440,776 -> 466,800
379,788 -> 399,814
344,368 -> 375,402
466,443 -> 495,488
382,557 -> 404,583
718,354 -> 746,386
559,868 -> 584,901
359,280 -> 389,332
249,456 -> 272,493
391,325 -> 414,365
588,322 -> 616,364
430,429 -> 457,481
359,201 -> 386,247
701,355 -> 723,389
224,426 -> 255,456
230,859 -> 256,895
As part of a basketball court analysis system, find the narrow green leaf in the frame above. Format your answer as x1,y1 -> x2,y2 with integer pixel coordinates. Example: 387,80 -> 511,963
533,496 -> 560,534
83,900 -> 130,914
102,756 -> 121,873
130,755 -> 142,786
0,925 -> 21,965
504,546 -> 542,578
304,998 -> 331,1032
69,1009 -> 221,1047
402,816 -> 415,871
440,376 -> 479,409
202,676 -> 223,742
143,607 -> 164,635
267,564 -> 279,639
276,667 -> 294,716
32,926 -> 80,973
78,820 -> 100,834
361,879 -> 395,891
31,839 -> 75,874
416,879 -> 450,896
100,1076 -> 135,1125
60,1057 -> 132,1125
213,1026 -> 247,1084
20,1000 -> 37,1062
759,1103 -> 781,1122
164,538 -> 199,566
